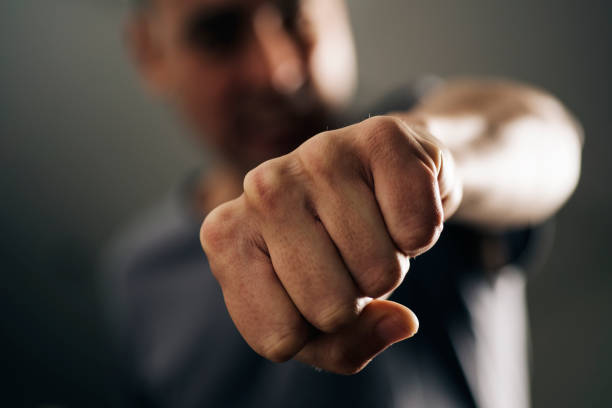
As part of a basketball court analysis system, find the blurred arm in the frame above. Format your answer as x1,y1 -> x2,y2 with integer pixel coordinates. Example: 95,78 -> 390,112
399,78 -> 583,228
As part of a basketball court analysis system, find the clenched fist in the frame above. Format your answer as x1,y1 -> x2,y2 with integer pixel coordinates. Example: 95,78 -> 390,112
200,116 -> 462,374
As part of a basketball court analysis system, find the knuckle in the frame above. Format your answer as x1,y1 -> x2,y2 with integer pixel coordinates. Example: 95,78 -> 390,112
314,300 -> 359,333
298,132 -> 341,180
359,256 -> 406,298
258,324 -> 308,363
200,202 -> 238,255
366,115 -> 405,135
361,116 -> 406,153
243,158 -> 289,212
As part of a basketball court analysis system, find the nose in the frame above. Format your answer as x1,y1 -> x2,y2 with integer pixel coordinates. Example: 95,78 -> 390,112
245,4 -> 306,95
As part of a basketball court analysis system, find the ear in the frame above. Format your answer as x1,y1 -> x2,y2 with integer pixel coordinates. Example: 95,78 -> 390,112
124,14 -> 171,96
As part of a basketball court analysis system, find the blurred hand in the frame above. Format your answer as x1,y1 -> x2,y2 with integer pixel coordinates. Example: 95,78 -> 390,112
200,116 -> 462,374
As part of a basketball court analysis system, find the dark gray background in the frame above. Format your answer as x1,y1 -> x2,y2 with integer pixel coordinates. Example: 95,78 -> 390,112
1,0 -> 610,406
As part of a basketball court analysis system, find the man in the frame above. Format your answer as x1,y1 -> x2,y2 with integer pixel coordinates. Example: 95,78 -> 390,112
105,0 -> 582,406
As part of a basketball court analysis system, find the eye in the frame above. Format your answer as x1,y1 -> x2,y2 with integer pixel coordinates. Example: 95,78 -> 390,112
185,7 -> 249,56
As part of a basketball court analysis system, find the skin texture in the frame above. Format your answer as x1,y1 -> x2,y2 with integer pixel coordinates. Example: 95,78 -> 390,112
201,116 -> 460,372
127,0 -> 583,374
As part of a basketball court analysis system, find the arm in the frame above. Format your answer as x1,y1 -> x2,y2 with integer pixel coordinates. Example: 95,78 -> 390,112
398,78 -> 583,228
200,80 -> 583,374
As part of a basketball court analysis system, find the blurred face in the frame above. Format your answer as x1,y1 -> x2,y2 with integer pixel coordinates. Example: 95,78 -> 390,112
133,0 -> 357,170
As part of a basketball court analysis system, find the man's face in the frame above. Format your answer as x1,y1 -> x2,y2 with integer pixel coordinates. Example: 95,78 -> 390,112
134,0 -> 357,169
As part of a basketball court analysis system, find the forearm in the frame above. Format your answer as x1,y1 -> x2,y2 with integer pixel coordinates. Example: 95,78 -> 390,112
397,78 -> 583,228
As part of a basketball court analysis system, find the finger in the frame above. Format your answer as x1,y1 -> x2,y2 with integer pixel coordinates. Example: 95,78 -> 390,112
362,117 -> 445,257
242,156 -> 365,334
262,205 -> 366,333
201,198 -> 310,362
409,125 -> 463,218
295,299 -> 418,374
309,177 -> 410,298
440,157 -> 463,219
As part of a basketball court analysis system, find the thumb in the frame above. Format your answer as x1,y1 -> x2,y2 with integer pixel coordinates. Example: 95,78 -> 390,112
295,299 -> 418,374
